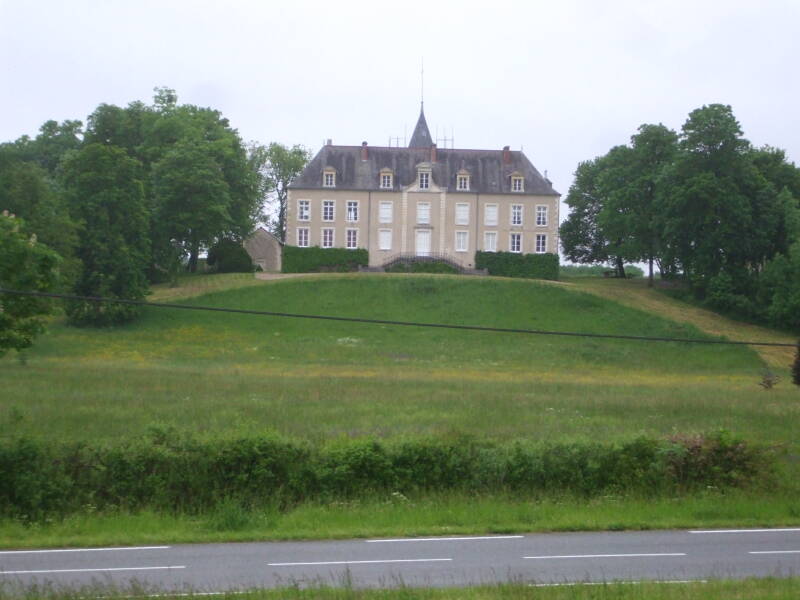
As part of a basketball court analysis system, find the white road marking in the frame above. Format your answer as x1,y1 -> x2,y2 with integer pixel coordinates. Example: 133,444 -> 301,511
0,546 -> 170,555
367,535 -> 524,543
749,550 -> 800,554
1,566 -> 185,575
690,528 -> 800,534
530,580 -> 707,587
268,558 -> 452,566
524,553 -> 686,560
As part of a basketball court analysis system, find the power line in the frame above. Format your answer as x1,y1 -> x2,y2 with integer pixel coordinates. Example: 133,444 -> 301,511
1,287 -> 797,348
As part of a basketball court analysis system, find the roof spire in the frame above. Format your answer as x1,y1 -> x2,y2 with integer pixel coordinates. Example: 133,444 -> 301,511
408,104 -> 432,148
410,59 -> 432,148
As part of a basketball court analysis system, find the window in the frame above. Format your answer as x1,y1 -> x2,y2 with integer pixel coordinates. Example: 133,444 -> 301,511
346,200 -> 359,222
484,204 -> 498,226
381,173 -> 393,189
379,201 -> 393,224
484,231 -> 497,252
510,233 -> 522,253
512,176 -> 524,192
535,234 -> 547,254
298,200 -> 310,221
455,231 -> 468,252
346,228 -> 358,249
457,175 -> 470,191
323,171 -> 335,187
322,200 -> 334,222
455,203 -> 469,225
297,227 -> 309,247
322,228 -> 334,248
419,171 -> 430,189
536,205 -> 548,226
379,229 -> 392,251
511,204 -> 523,226
417,202 -> 430,224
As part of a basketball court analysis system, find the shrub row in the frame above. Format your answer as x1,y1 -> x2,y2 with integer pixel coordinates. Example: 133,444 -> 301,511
0,432 -> 771,520
282,246 -> 369,273
475,251 -> 559,280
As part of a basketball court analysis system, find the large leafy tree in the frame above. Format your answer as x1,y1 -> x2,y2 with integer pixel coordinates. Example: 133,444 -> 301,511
0,212 -> 60,356
83,88 -> 259,278
599,124 -> 678,285
0,151 -> 79,285
153,141 -> 232,273
659,104 -> 784,296
61,144 -> 150,325
249,142 -> 310,242
559,153 -> 628,277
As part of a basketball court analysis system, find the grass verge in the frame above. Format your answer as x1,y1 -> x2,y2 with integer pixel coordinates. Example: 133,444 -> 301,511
2,491 -> 799,549
1,578 -> 799,599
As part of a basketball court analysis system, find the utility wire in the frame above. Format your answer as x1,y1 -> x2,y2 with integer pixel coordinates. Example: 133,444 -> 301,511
1,287 -> 797,348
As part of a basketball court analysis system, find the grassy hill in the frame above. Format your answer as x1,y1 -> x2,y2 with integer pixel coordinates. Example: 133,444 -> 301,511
2,273 -> 794,444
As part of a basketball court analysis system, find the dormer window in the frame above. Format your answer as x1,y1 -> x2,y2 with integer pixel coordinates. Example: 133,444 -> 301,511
511,175 -> 524,192
323,169 -> 336,188
380,169 -> 393,189
456,171 -> 470,191
419,171 -> 430,190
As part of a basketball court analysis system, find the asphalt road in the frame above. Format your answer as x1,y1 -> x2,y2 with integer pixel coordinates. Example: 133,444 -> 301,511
1,528 -> 799,593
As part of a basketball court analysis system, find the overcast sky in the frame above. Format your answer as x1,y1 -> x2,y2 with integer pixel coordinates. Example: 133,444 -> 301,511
2,0 -> 798,220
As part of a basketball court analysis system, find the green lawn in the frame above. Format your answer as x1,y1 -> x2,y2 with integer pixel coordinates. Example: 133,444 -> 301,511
2,274 -> 794,445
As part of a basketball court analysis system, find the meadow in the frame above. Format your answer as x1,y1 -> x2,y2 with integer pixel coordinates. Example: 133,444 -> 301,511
1,273 -> 799,546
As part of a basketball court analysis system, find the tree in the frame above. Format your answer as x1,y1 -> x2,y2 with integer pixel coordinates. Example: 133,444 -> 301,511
658,104 -> 783,297
599,124 -> 678,286
249,143 -> 310,243
153,141 -> 232,273
143,91 -> 259,275
0,212 -> 60,357
559,154 -> 627,277
0,154 -> 79,285
61,144 -> 150,325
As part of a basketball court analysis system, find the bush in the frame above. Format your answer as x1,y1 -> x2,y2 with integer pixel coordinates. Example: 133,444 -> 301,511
0,433 -> 773,520
282,246 -> 368,273
386,261 -> 459,274
207,239 -> 253,273
475,251 -> 559,280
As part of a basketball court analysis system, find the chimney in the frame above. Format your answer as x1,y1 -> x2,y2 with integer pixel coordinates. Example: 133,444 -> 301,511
326,139 -> 332,146
361,141 -> 368,161
430,143 -> 437,163
502,145 -> 511,164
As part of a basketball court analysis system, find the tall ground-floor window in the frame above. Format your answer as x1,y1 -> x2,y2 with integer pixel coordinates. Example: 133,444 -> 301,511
346,228 -> 358,249
535,233 -> 547,253
484,231 -> 497,252
510,233 -> 521,253
322,228 -> 334,248
297,227 -> 309,247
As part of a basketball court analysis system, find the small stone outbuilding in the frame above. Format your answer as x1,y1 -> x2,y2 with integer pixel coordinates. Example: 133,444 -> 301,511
244,227 -> 282,272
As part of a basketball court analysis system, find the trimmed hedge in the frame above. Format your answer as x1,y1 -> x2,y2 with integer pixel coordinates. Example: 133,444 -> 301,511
282,246 -> 368,273
0,432 -> 772,520
475,251 -> 559,280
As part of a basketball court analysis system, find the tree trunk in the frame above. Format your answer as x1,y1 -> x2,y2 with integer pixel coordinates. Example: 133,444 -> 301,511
648,256 -> 654,287
188,240 -> 200,273
615,255 -> 626,278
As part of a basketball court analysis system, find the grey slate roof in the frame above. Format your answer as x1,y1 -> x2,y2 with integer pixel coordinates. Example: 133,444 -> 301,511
408,105 -> 433,148
291,145 -> 560,196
